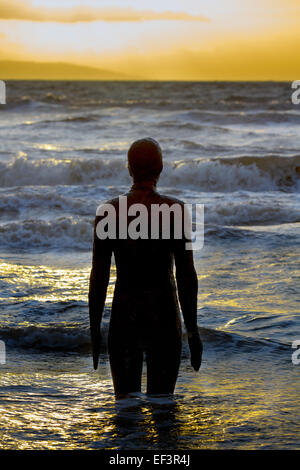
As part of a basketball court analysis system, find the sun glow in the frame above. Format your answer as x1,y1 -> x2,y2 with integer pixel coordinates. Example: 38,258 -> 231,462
0,0 -> 299,80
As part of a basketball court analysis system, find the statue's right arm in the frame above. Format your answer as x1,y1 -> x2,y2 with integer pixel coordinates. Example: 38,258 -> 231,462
88,215 -> 112,370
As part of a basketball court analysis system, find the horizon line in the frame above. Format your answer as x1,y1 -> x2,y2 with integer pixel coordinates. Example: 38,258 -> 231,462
1,78 -> 294,82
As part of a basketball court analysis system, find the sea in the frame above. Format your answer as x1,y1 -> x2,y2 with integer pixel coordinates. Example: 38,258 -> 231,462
0,80 -> 299,449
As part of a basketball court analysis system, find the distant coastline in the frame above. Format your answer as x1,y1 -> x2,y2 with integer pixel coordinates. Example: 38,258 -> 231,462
0,60 -> 294,81
0,60 -> 138,81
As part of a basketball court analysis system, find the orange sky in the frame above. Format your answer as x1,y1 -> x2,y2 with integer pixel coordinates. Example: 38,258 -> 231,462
0,0 -> 299,80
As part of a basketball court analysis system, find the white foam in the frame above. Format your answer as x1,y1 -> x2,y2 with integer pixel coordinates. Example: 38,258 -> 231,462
0,154 -> 298,192
0,217 -> 92,250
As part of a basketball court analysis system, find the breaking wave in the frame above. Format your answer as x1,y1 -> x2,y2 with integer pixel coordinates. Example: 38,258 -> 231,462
0,217 -> 93,250
0,154 -> 299,192
0,323 -> 289,354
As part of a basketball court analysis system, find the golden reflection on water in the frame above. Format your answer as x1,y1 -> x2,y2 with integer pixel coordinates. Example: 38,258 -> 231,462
2,246 -> 298,320
0,262 -> 116,303
33,143 -> 62,151
0,350 -> 299,450
1,356 -> 299,450
196,248 -> 299,323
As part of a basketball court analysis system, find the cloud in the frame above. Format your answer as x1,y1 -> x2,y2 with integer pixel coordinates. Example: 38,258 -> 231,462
0,30 -> 28,61
0,0 -> 209,23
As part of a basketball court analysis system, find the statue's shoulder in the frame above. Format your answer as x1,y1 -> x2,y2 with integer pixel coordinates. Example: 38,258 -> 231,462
154,192 -> 186,208
95,196 -> 121,212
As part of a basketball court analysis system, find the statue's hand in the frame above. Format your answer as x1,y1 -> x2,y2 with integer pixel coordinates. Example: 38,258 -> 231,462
188,329 -> 203,371
91,331 -> 101,370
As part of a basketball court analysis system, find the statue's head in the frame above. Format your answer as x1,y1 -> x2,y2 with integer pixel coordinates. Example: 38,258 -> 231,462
127,137 -> 163,183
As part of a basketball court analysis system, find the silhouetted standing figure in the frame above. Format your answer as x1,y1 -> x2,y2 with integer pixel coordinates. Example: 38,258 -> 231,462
89,138 -> 202,398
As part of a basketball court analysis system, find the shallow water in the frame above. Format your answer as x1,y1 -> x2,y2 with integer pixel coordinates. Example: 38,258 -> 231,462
1,339 -> 298,450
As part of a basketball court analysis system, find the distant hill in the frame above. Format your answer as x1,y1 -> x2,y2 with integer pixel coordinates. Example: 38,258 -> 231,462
0,60 -> 136,80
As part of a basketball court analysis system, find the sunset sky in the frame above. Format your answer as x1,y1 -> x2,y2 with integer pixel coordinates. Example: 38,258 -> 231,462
0,0 -> 299,79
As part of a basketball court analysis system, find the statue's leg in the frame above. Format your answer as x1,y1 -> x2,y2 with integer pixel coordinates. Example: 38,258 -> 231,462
109,345 -> 143,398
145,340 -> 182,395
